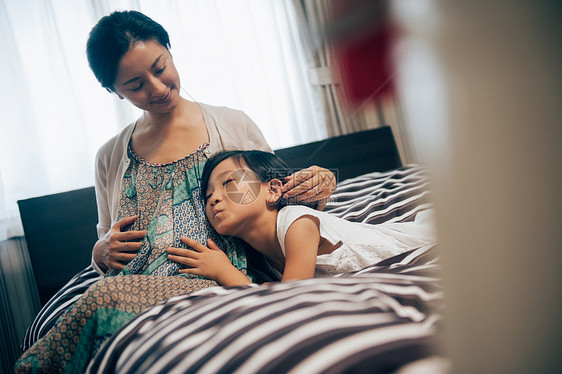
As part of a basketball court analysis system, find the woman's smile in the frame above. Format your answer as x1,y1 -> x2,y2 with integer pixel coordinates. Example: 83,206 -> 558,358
152,89 -> 173,105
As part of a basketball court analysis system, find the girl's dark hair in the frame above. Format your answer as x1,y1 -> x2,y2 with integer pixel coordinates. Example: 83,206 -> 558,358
201,150 -> 316,209
86,10 -> 171,91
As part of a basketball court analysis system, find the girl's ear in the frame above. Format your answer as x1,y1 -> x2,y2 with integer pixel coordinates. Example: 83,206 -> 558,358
267,179 -> 283,205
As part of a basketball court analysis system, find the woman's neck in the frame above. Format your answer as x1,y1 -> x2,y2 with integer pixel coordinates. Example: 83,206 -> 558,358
141,98 -> 193,130
131,98 -> 208,163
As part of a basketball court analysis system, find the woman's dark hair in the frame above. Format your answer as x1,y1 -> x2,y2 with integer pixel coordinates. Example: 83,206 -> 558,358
201,150 -> 312,209
86,10 -> 171,91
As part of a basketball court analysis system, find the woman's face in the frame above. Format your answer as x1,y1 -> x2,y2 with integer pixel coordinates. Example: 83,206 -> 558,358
113,40 -> 181,113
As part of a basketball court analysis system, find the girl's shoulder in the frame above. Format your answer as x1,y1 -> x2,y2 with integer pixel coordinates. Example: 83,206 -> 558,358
279,205 -> 319,216
277,205 -> 323,230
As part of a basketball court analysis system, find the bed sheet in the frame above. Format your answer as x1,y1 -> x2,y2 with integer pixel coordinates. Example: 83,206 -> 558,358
88,245 -> 443,373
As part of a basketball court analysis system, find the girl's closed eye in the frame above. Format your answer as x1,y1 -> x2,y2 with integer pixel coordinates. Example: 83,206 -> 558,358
131,83 -> 144,92
205,178 -> 234,203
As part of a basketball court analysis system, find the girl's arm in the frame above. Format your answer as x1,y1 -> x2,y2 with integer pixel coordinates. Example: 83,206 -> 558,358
167,237 -> 252,287
281,216 -> 321,281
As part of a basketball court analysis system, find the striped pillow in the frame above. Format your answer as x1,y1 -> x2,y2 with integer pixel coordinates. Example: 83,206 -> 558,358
21,266 -> 103,351
324,164 -> 432,224
87,245 -> 443,373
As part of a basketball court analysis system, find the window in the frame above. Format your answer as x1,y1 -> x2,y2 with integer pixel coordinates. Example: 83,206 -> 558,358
0,0 -> 327,239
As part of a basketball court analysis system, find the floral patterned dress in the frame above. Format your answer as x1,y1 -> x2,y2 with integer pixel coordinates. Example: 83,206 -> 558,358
108,141 -> 249,278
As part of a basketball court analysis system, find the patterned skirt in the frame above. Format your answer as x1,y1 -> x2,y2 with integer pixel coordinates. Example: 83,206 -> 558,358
15,275 -> 217,373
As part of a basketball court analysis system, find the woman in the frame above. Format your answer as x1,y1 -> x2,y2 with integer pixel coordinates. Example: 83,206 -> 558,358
88,10 -> 334,277
15,10 -> 334,372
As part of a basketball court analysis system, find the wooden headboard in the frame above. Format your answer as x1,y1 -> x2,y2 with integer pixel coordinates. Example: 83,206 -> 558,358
18,126 -> 401,305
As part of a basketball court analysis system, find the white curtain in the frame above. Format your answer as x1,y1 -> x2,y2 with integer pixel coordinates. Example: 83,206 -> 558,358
292,0 -> 354,137
0,0 -> 328,240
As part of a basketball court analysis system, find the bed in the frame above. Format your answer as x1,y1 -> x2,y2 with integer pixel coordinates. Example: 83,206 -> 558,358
18,126 -> 446,373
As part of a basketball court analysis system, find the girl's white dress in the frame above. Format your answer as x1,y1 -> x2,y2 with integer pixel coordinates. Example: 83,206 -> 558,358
271,205 -> 437,278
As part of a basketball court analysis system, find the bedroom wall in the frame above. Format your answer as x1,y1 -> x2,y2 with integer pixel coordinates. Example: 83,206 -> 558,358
394,0 -> 562,372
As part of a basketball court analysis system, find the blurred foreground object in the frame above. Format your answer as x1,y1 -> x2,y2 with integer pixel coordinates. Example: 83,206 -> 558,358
324,0 -> 395,104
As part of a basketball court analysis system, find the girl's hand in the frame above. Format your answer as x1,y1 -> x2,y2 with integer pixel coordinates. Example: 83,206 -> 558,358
282,166 -> 336,210
93,216 -> 146,272
167,237 -> 251,287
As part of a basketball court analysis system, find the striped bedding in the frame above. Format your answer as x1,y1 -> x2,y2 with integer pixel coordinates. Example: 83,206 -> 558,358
87,245 -> 443,374
21,266 -> 103,351
323,164 -> 432,224
22,164 -> 442,372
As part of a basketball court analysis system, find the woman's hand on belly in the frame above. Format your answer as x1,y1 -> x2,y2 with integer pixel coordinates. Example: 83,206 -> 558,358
93,216 -> 146,272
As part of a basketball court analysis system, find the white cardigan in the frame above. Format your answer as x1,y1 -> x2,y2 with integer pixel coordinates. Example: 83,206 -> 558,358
92,103 -> 272,274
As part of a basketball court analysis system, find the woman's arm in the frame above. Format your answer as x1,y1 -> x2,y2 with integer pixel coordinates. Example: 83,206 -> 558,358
281,167 -> 336,211
281,216 -> 321,281
167,237 -> 252,287
92,142 -> 145,273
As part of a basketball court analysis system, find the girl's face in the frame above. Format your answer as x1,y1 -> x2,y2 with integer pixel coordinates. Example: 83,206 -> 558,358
204,158 -> 268,236
113,40 -> 181,113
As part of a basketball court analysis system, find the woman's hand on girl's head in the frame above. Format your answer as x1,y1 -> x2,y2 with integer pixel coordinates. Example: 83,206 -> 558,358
167,237 -> 252,287
281,166 -> 336,210
93,216 -> 146,272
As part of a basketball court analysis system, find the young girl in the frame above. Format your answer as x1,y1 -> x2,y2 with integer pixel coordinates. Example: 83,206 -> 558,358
167,150 -> 437,284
